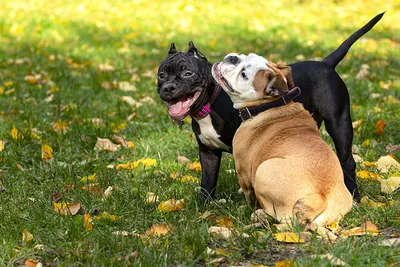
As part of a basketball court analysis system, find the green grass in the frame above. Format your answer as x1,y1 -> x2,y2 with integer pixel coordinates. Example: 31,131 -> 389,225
0,0 -> 399,266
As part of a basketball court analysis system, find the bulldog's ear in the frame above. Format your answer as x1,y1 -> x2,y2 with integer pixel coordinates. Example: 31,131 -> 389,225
168,43 -> 177,54
187,41 -> 208,60
267,64 -> 294,96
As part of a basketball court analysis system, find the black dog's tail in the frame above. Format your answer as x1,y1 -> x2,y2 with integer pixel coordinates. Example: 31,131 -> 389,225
322,12 -> 385,69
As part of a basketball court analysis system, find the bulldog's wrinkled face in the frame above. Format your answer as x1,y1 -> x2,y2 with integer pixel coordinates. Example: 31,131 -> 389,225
212,53 -> 293,108
157,42 -> 214,121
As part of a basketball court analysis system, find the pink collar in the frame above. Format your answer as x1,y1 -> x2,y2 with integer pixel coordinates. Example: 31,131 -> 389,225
191,85 -> 221,118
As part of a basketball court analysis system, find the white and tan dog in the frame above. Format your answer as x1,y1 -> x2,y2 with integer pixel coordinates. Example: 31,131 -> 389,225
212,53 -> 353,226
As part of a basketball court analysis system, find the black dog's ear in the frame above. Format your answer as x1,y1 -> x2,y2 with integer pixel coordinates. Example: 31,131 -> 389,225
187,41 -> 207,60
168,43 -> 177,54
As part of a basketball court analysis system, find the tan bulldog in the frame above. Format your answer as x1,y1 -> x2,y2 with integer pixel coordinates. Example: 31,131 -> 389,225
211,53 -> 352,226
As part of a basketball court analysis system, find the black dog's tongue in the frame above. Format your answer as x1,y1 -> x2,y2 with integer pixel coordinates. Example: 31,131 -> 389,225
168,91 -> 201,120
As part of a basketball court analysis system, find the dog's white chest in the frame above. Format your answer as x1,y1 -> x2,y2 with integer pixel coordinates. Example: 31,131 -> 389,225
196,116 -> 230,150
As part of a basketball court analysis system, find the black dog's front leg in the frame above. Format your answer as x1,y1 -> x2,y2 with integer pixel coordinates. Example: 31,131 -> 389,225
199,148 -> 222,200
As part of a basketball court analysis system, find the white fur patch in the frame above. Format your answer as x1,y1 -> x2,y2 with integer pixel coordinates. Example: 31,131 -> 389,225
196,116 -> 230,150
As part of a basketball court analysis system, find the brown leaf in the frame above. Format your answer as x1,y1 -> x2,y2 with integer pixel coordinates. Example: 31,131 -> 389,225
83,214 -> 94,231
374,120 -> 387,136
177,154 -> 190,164
51,192 -> 63,203
22,259 -> 42,267
94,138 -> 120,152
53,202 -> 81,216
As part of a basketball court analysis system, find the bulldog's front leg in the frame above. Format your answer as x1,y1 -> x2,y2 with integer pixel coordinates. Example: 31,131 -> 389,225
199,147 -> 222,200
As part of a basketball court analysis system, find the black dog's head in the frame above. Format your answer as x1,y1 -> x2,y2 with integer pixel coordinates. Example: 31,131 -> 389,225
157,41 -> 215,121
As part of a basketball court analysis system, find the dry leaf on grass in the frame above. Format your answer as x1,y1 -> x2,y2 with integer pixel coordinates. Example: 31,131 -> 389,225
177,154 -> 190,164
94,212 -> 119,221
80,173 -> 97,182
94,138 -> 120,152
360,196 -> 387,208
122,96 -> 143,108
83,214 -> 94,231
361,161 -> 376,168
158,199 -> 186,212
208,226 -> 232,239
142,224 -> 170,237
103,186 -> 114,200
98,63 -> 115,72
52,121 -> 69,134
355,64 -> 370,80
375,120 -> 387,136
116,158 -> 157,170
273,232 -> 305,243
187,162 -> 202,172
11,126 -> 24,140
341,220 -> 380,237
118,81 -> 136,92
41,144 -> 53,163
22,229 -> 34,243
352,119 -> 365,129
275,259 -> 295,267
144,192 -> 159,205
216,216 -> 233,228
376,155 -> 400,173
380,176 -> 400,193
356,170 -> 382,181
0,140 -> 6,151
53,202 -> 81,216
23,259 -> 42,267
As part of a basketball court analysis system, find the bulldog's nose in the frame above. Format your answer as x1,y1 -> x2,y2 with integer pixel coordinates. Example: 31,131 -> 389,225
162,84 -> 177,94
225,55 -> 239,65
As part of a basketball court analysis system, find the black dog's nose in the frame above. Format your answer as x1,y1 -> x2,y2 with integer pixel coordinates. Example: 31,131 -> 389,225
162,84 -> 177,94
225,55 -> 239,65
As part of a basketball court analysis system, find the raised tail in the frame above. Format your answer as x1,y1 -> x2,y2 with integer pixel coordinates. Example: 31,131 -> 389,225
322,12 -> 385,69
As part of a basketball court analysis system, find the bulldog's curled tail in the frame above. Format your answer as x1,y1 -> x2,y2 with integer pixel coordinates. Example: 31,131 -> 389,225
322,12 -> 385,69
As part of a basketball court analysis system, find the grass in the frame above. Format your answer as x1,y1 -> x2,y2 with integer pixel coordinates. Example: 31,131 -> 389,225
0,0 -> 399,266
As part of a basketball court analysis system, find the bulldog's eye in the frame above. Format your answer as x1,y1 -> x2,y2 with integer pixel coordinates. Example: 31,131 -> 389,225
184,71 -> 193,77
158,73 -> 165,79
241,70 -> 247,80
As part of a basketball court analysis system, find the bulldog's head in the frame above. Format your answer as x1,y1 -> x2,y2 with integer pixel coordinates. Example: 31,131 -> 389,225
212,53 -> 294,109
157,42 -> 215,121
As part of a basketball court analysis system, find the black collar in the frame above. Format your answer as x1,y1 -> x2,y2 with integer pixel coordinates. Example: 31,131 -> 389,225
239,87 -> 301,121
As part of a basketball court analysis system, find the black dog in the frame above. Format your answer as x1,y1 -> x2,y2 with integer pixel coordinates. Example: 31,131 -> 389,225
157,13 -> 384,201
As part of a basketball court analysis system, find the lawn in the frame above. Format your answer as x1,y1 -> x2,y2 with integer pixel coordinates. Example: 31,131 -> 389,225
0,0 -> 399,266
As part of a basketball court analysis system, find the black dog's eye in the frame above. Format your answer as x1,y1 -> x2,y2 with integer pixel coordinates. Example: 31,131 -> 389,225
158,72 -> 165,79
241,70 -> 247,79
184,71 -> 193,77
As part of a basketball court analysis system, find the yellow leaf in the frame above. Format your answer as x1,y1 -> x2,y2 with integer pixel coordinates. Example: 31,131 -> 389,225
376,155 -> 400,173
374,120 -> 386,136
94,212 -> 119,221
341,220 -> 380,237
158,199 -> 186,212
80,173 -> 97,182
275,259 -> 295,267
24,75 -> 39,84
83,214 -> 94,231
53,202 -> 81,216
362,139 -> 370,147
11,126 -> 24,140
4,81 -> 13,87
116,158 -> 157,170
356,170 -> 382,181
144,192 -> 159,205
274,232 -> 305,243
380,176 -> 400,193
22,229 -> 34,243
216,216 -> 233,228
352,119 -> 365,129
359,196 -> 387,208
41,144 -> 53,163
0,140 -> 6,152
142,223 -> 170,237
52,121 -> 69,134
23,259 -> 42,267
126,141 -> 135,148
208,226 -> 232,239
179,175 -> 199,183
361,161 -> 376,168
188,162 -> 202,172
94,137 -> 120,152
373,106 -> 382,113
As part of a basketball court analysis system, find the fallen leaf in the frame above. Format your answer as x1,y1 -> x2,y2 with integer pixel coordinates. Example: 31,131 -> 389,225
352,119 -> 365,129
53,202 -> 81,216
126,141 -> 135,148
116,158 -> 157,170
23,259 -> 42,267
112,135 -> 128,147
177,154 -> 190,164
208,226 -> 232,239
379,80 -> 392,90
374,120 -> 387,136
361,161 -> 376,168
158,199 -> 186,212
207,257 -> 227,265
376,155 -> 400,173
359,196 -> 387,208
216,216 -> 233,228
22,229 -> 34,243
11,126 -> 24,140
98,63 -> 115,72
94,212 -> 119,221
355,64 -> 370,80
51,192 -> 63,203
41,144 -> 53,163
380,176 -> 400,193
101,81 -> 117,89
122,96 -> 143,108
94,138 -> 120,152
274,232 -> 305,243
142,224 -> 170,237
179,175 -> 199,183
118,81 -> 136,92
103,186 -> 114,199
353,154 -> 363,163
0,140 -> 6,151
275,259 -> 295,267
80,173 -> 97,182
188,162 -> 202,172
356,170 -> 382,181
341,220 -> 380,237
24,75 -> 39,84
83,214 -> 94,231
326,222 -> 341,235
144,192 -> 159,205
52,121 -> 69,134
